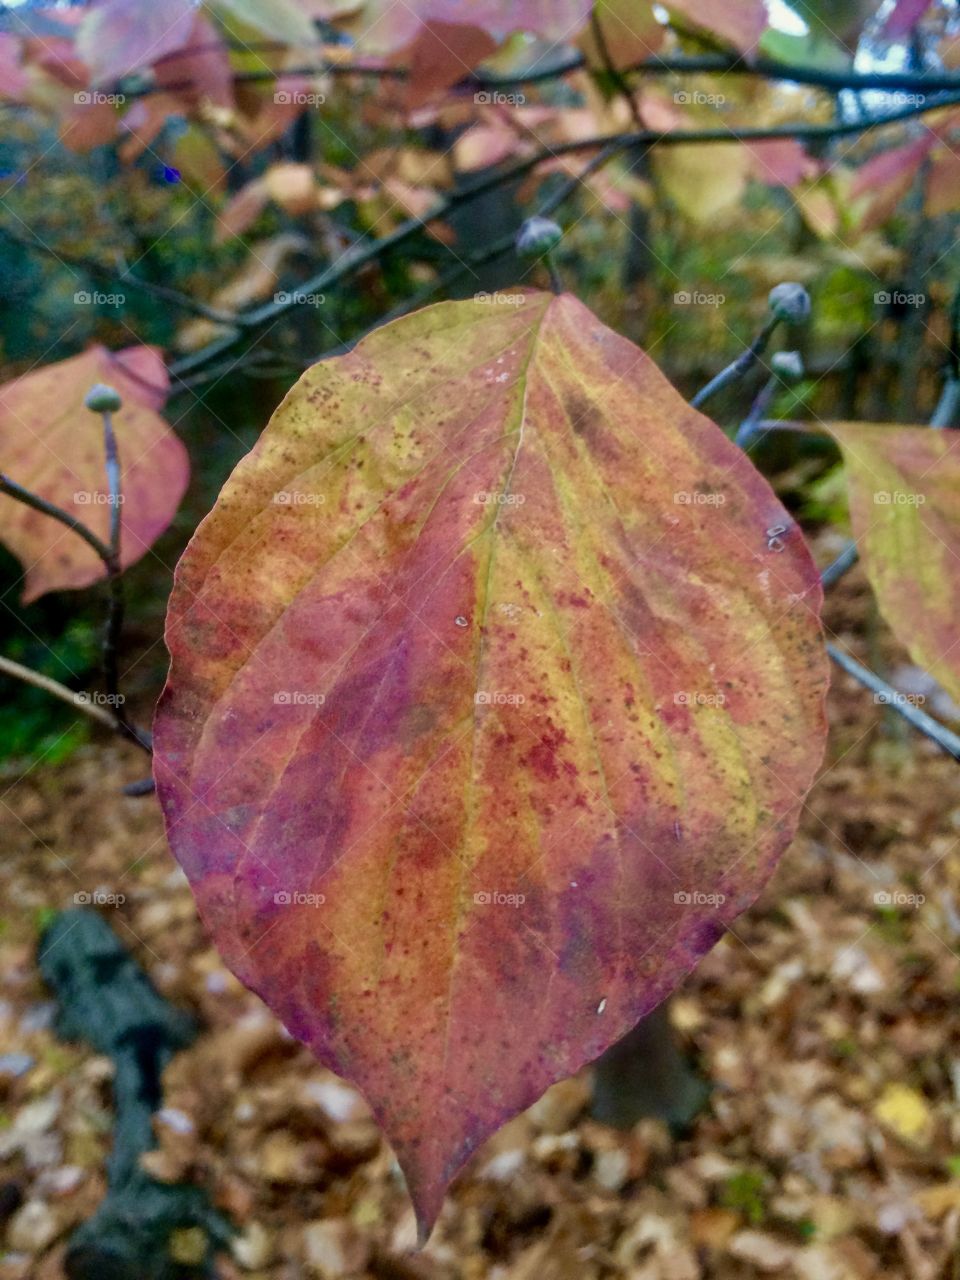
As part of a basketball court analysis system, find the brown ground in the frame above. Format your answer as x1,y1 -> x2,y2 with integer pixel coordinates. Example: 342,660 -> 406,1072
1,555 -> 959,1280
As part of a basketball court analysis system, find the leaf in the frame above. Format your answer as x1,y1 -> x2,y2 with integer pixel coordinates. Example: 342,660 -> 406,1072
826,422 -> 960,705
153,291 -> 828,1238
655,143 -> 751,222
338,0 -> 594,55
666,0 -> 766,53
0,346 -> 188,604
76,0 -> 196,86
874,1083 -> 934,1146
579,0 -> 664,70
881,0 -> 931,39
210,0 -> 320,46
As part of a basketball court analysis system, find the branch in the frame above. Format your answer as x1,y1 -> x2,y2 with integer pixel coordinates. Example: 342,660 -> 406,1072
827,643 -> 960,761
0,225 -> 243,327
127,44 -> 960,96
0,473 -> 112,561
0,655 -> 117,730
171,93 -> 960,382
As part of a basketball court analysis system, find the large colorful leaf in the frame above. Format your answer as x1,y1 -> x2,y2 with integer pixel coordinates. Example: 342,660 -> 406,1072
154,291 -> 828,1238
827,423 -> 960,704
0,346 -> 188,603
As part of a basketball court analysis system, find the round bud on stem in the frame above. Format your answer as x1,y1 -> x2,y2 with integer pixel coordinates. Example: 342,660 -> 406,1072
516,216 -> 563,260
84,383 -> 123,414
771,350 -> 804,380
768,283 -> 811,324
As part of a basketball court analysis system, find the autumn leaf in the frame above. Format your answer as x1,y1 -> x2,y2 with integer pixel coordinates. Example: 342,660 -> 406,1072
154,291 -> 828,1239
76,0 -> 196,85
0,346 -> 188,603
666,0 -> 767,53
827,422 -> 960,704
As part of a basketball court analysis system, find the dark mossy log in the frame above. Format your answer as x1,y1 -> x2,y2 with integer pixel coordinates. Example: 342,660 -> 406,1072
38,909 -> 231,1280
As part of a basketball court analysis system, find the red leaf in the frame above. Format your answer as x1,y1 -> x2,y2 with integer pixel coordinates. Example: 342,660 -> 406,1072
76,0 -> 196,86
154,292 -> 827,1238
0,346 -> 188,603
882,0 -> 930,38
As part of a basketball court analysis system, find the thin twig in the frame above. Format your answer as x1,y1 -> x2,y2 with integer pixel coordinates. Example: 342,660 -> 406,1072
691,315 -> 780,410
0,655 -> 117,729
0,474 -> 111,560
821,542 -> 860,588
125,45 -> 960,96
170,92 -> 960,381
827,643 -> 960,760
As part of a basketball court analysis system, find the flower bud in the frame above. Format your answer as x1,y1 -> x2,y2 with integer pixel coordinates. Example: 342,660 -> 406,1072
83,383 -> 122,413
771,350 -> 804,379
768,283 -> 811,323
516,216 -> 562,259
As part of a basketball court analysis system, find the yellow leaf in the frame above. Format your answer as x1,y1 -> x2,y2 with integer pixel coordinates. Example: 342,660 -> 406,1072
874,1084 -> 934,1147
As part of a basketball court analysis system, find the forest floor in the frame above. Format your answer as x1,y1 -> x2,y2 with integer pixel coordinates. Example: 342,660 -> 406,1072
1,553 -> 960,1280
